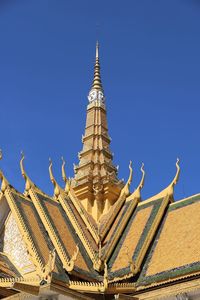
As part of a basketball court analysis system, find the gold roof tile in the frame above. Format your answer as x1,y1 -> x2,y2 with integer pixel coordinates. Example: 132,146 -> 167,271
111,206 -> 153,273
146,198 -> 200,276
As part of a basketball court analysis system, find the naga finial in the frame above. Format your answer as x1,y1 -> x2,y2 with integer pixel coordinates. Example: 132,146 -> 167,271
165,158 -> 180,198
20,151 -> 26,178
0,149 -> 2,161
20,151 -> 35,194
139,163 -> 145,190
61,156 -> 71,194
64,245 -> 79,273
173,158 -> 180,186
49,158 -> 54,184
121,161 -> 133,196
164,158 -> 181,199
49,158 -> 61,198
61,156 -> 67,183
127,163 -> 145,201
42,249 -> 56,282
145,159 -> 180,202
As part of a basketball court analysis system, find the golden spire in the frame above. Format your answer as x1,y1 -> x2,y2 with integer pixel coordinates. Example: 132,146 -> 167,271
91,41 -> 103,91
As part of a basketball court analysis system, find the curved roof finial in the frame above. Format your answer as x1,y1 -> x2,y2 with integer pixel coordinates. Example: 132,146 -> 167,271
61,156 -> 71,194
49,158 -> 61,198
128,163 -> 145,200
61,156 -> 67,183
172,158 -> 180,186
161,158 -> 181,199
20,151 -> 26,179
139,163 -> 145,190
0,149 -> 2,161
121,161 -> 133,196
145,158 -> 180,202
20,151 -> 35,194
49,158 -> 55,185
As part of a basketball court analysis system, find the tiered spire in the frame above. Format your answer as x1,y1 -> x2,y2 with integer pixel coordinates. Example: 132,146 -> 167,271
71,42 -> 123,220
91,42 -> 103,91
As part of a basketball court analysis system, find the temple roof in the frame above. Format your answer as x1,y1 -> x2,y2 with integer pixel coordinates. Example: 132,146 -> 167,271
0,45 -> 199,299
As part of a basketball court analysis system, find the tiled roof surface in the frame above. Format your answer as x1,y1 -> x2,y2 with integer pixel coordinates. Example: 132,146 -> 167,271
137,194 -> 200,287
108,198 -> 167,280
35,192 -> 101,280
99,194 -> 125,240
2,182 -> 200,293
111,206 -> 153,273
102,201 -> 132,249
66,196 -> 98,251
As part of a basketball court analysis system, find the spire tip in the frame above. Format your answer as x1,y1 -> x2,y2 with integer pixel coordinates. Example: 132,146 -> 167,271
96,41 -> 99,58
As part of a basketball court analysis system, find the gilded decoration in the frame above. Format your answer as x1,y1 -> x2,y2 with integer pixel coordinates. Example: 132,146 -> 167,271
0,44 -> 199,300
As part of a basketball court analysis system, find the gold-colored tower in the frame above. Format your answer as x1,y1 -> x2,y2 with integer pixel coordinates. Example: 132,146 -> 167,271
72,42 -> 123,220
0,43 -> 200,300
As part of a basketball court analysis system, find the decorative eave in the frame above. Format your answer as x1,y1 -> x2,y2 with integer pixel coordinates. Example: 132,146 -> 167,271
69,280 -> 136,294
134,275 -> 200,299
12,281 -> 93,300
0,275 -> 40,288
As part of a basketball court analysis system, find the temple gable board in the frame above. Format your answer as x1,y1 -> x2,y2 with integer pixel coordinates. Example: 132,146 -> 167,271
0,44 -> 200,299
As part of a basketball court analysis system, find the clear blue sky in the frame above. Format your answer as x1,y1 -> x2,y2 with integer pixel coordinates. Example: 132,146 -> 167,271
0,0 -> 200,200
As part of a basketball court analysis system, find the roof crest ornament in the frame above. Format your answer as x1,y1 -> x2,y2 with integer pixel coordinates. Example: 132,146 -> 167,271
49,158 -> 62,198
64,245 -> 79,273
127,163 -> 145,200
20,151 -> 36,195
61,156 -> 71,194
171,158 -> 180,186
145,158 -> 180,202
166,158 -> 180,198
42,249 -> 56,283
121,161 -> 133,197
